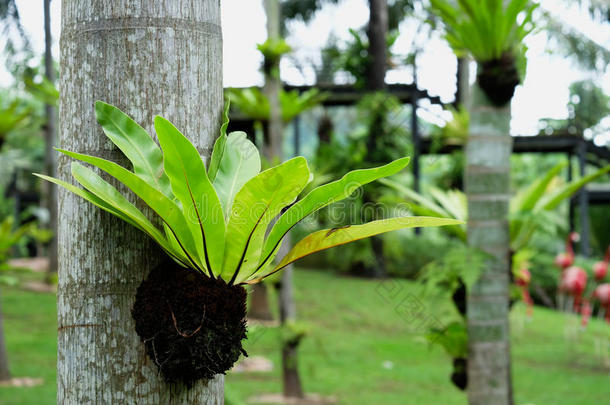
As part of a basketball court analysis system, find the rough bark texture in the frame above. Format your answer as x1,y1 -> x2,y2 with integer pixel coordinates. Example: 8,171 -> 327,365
465,84 -> 512,405
43,0 -> 58,281
58,1 -> 223,403
0,289 -> 10,381
366,0 -> 388,91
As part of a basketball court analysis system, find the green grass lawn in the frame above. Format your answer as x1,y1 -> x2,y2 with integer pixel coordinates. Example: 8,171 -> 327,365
1,268 -> 610,404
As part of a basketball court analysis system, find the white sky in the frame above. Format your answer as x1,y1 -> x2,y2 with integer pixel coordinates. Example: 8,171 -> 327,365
3,0 -> 610,139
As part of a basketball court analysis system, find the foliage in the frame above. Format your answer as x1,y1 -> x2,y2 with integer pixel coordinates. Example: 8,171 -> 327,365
539,79 -> 610,135
384,232 -> 453,279
426,321 -> 468,359
542,9 -> 610,73
0,216 -> 50,286
281,0 -> 414,31
257,38 -> 292,78
590,205 -> 610,255
322,28 -> 399,89
37,102 -> 462,285
380,180 -> 467,240
429,106 -> 469,150
429,0 -> 538,65
24,70 -> 59,107
280,320 -> 311,346
226,87 -> 327,124
0,0 -> 32,75
567,80 -> 610,132
280,0 -> 341,25
382,161 -> 610,251
419,245 -> 487,299
0,98 -> 31,140
0,216 -> 31,264
311,93 -> 412,275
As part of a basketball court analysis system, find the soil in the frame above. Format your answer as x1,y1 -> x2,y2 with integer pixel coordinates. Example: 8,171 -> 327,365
477,52 -> 520,106
249,393 -> 338,405
451,357 -> 468,391
0,377 -> 43,387
132,261 -> 247,386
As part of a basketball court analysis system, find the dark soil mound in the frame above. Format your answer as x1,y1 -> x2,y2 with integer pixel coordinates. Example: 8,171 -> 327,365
451,357 -> 468,391
132,261 -> 247,386
477,52 -> 520,106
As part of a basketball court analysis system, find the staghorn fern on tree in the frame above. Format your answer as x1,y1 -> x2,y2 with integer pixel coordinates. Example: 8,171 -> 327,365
35,101 -> 461,386
430,0 -> 538,105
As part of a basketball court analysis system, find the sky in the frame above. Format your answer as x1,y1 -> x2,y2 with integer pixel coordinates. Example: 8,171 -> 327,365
3,0 -> 610,141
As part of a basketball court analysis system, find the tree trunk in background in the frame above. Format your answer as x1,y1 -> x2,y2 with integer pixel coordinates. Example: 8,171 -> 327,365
58,1 -> 223,403
247,0 -> 282,323
465,84 -> 512,405
263,0 -> 304,398
0,289 -> 10,381
263,0 -> 283,161
455,57 -> 470,107
43,0 -> 57,282
364,0 -> 388,278
277,243 -> 303,398
366,0 -> 387,91
248,283 -> 274,320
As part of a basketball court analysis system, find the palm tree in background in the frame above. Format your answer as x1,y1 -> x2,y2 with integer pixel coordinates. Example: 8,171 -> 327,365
430,1 -> 538,404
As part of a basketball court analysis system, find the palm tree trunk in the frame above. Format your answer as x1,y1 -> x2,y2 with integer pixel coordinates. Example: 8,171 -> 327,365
366,0 -> 388,90
58,1 -> 223,403
365,0 -> 388,278
263,0 -> 304,398
247,0 -> 283,323
465,84 -> 512,405
277,244 -> 303,398
43,0 -> 57,283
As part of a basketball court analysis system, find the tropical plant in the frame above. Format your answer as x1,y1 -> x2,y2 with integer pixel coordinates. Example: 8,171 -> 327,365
35,101 -> 460,384
226,87 -> 327,125
430,0 -> 538,105
430,0 -> 537,62
36,101 -> 461,285
322,27 -> 400,89
0,216 -> 48,268
257,37 -> 292,78
382,161 -> 610,252
430,106 -> 470,150
419,244 -> 487,391
0,99 -> 31,143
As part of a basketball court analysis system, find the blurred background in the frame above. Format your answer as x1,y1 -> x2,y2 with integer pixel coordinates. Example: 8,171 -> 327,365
0,0 -> 609,404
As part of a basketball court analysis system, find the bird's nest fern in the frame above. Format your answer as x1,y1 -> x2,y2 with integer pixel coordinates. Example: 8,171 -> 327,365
36,101 -> 461,385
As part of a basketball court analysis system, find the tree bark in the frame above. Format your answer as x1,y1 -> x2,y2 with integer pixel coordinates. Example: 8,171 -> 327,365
248,283 -> 274,320
366,0 -> 388,90
263,0 -> 304,398
0,288 -> 10,381
247,0 -> 283,323
43,0 -> 58,282
465,84 -> 512,405
58,1 -> 223,403
364,0 -> 388,278
263,0 -> 283,160
455,57 -> 470,107
277,244 -> 303,398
